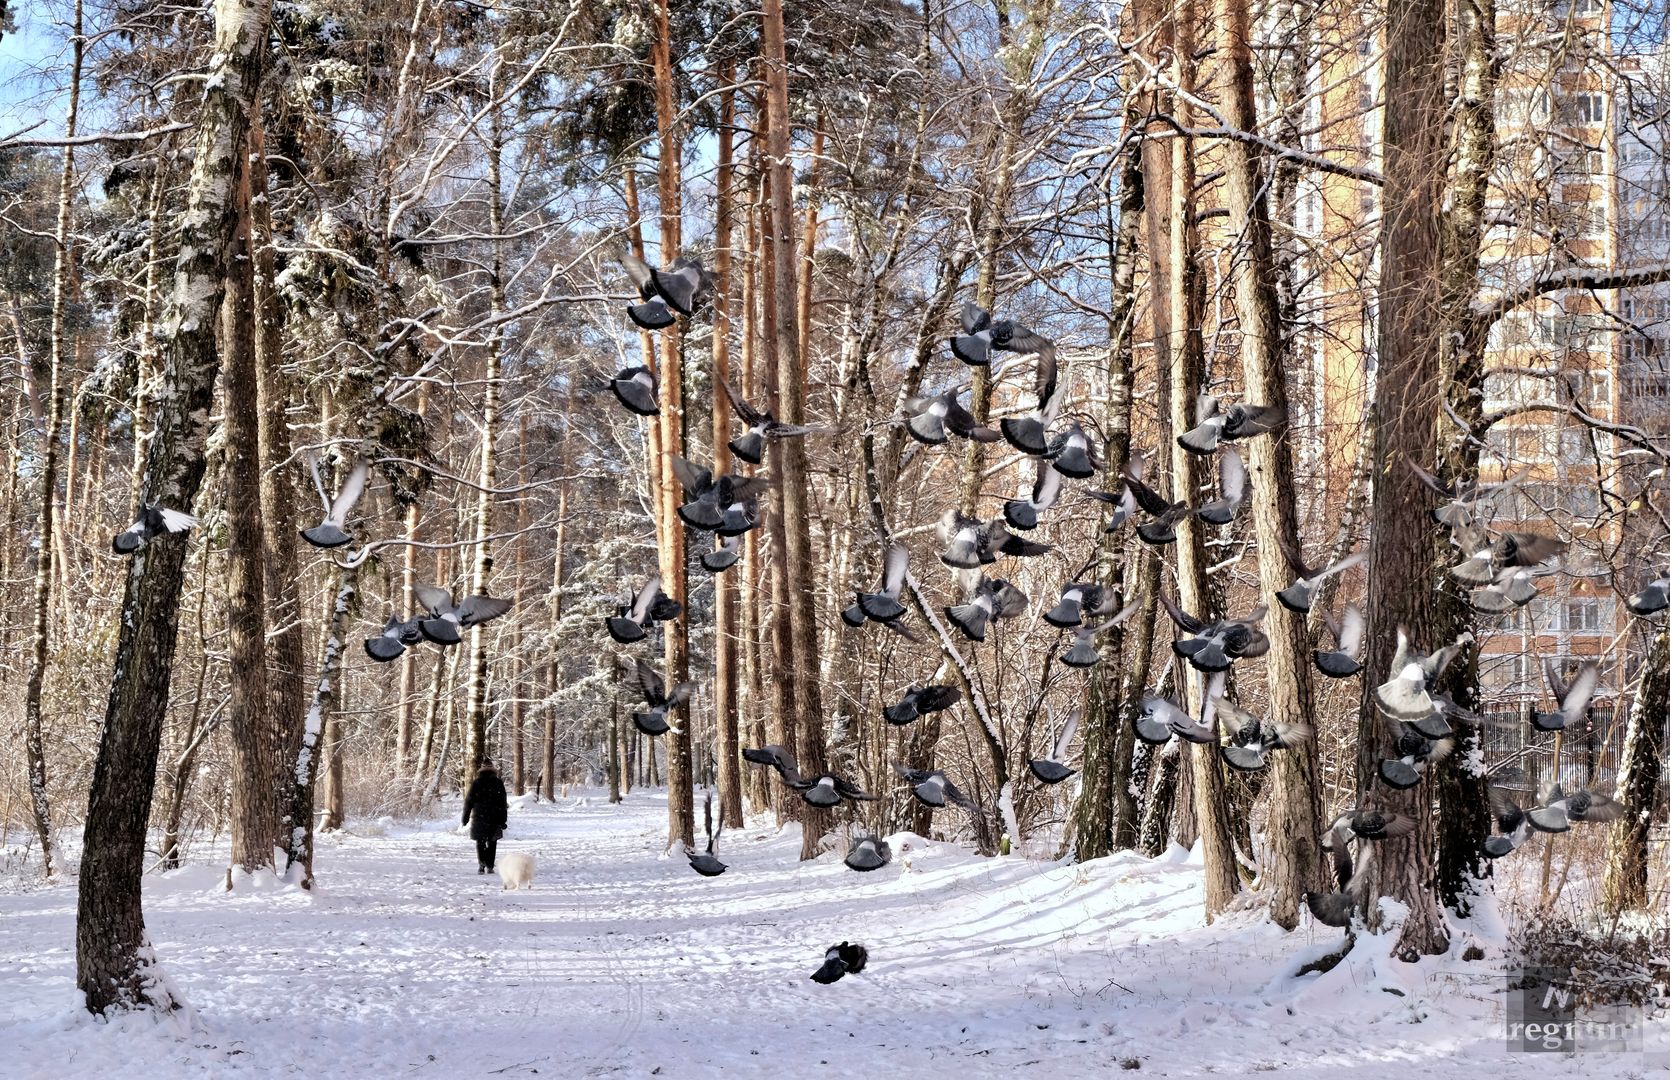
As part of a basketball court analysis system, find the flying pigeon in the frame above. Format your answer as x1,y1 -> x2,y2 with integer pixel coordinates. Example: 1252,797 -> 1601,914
1468,562 -> 1554,613
741,744 -> 805,785
1157,593 -> 1270,672
844,835 -> 892,872
300,454 -> 370,549
719,378 -> 822,465
1216,696 -> 1310,772
700,533 -> 743,574
1083,451 -> 1156,533
1483,785 -> 1532,858
364,614 -> 424,662
1028,708 -> 1081,784
892,765 -> 976,810
900,389 -> 1001,445
1275,544 -> 1364,614
1526,784 -> 1624,833
950,300 -> 1053,367
622,252 -> 711,326
1003,459 -> 1063,531
945,575 -> 1029,641
883,684 -> 961,726
1625,569 -> 1670,617
1533,660 -> 1597,733
1044,421 -> 1098,480
855,545 -> 910,622
1194,449 -> 1247,526
937,511 -> 1051,569
1305,826 -> 1360,927
1449,527 -> 1566,586
998,338 -> 1065,455
1373,627 -> 1472,721
668,454 -> 770,532
1177,394 -> 1286,455
112,504 -> 197,555
621,253 -> 678,329
810,941 -> 868,984
1045,581 -> 1116,629
785,771 -> 877,808
688,791 -> 727,877
1059,602 -> 1141,669
1313,603 -> 1364,679
1377,719 -> 1454,789
606,574 -> 682,644
412,584 -> 513,646
1133,674 -> 1223,746
1117,459 -> 1192,546
1329,807 -> 1418,842
610,365 -> 659,416
1407,461 -> 1524,529
622,657 -> 695,737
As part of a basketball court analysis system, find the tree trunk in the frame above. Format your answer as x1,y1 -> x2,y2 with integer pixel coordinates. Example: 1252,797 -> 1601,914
21,0 -> 83,880
77,0 -> 271,1016
285,567 -> 357,886
1356,0 -> 1451,959
161,543 -> 215,870
712,65 -> 745,830
1603,627 -> 1669,912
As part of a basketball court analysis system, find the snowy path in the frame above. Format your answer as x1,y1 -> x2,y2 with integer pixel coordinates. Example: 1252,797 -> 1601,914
1,793 -> 1664,1078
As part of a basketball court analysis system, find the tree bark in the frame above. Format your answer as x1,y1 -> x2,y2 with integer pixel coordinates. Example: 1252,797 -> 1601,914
77,0 -> 272,1015
1603,627 -> 1669,912
712,63 -> 744,829
285,566 -> 357,886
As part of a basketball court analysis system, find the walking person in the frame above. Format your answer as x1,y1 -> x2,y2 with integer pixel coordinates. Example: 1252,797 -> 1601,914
462,760 -> 509,874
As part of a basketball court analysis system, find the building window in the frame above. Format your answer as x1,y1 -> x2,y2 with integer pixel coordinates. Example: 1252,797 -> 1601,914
1559,93 -> 1606,126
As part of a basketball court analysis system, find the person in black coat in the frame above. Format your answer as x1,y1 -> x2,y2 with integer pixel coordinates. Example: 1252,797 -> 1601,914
462,761 -> 509,873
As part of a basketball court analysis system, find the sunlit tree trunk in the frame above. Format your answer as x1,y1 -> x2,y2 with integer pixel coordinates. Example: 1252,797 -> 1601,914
1603,627 -> 1669,913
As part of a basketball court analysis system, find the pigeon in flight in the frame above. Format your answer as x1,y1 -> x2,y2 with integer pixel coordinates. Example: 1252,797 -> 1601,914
1194,449 -> 1246,526
1002,459 -> 1063,531
785,771 -> 877,808
1083,451 -> 1154,534
1133,675 -> 1223,746
937,511 -> 1050,570
998,346 -> 1066,457
1329,807 -> 1417,842
844,835 -> 892,872
364,613 -> 424,662
810,942 -> 868,984
1373,627 -> 1472,721
1028,708 -> 1081,784
688,792 -> 727,877
622,657 -> 695,737
412,585 -> 513,646
300,454 -> 370,549
1044,421 -> 1098,480
610,365 -> 659,416
950,301 -> 1053,368
1158,593 -> 1270,672
1449,528 -> 1566,586
893,765 -> 977,810
719,378 -> 822,465
1216,695 -> 1310,772
1177,394 -> 1286,456
1467,562 -> 1553,613
621,252 -> 711,326
1313,603 -> 1364,679
1377,719 -> 1454,789
1407,461 -> 1524,529
945,575 -> 1029,641
700,533 -> 742,574
1045,581 -> 1119,629
1526,784 -> 1624,833
741,744 -> 805,785
855,545 -> 910,622
1482,785 -> 1533,858
883,684 -> 961,726
1625,569 -> 1670,617
669,454 -> 770,533
1305,825 -> 1361,927
1275,543 -> 1364,615
900,389 -> 1002,445
606,574 -> 682,644
1533,660 -> 1598,733
1119,460 -> 1193,546
1059,602 -> 1140,669
112,504 -> 197,555
621,253 -> 677,329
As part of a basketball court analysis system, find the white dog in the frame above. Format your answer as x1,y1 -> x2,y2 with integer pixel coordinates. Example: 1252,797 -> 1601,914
497,852 -> 535,891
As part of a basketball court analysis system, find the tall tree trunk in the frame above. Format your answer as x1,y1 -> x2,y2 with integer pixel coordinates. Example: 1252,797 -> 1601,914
21,0 -> 83,880
161,540 -> 215,870
712,65 -> 744,829
1212,0 -> 1326,928
77,0 -> 271,1015
223,121 -> 278,878
1356,0 -> 1451,959
285,567 -> 357,886
1603,627 -> 1669,912
541,488 -> 565,802
393,388 -> 430,775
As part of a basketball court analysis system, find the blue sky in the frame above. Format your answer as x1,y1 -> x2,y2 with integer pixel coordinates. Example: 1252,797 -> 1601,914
0,3 -> 75,136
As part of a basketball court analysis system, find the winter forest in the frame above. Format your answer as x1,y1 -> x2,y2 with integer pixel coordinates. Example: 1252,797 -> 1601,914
2,0 -> 1670,1074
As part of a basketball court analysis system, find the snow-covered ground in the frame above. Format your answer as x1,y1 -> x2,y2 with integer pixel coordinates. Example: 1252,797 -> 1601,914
1,793 -> 1665,1078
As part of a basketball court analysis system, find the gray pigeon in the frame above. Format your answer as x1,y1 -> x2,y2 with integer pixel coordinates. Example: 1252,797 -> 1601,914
1002,459 -> 1063,531
1625,569 -> 1670,617
1526,784 -> 1624,833
606,574 -> 682,643
1313,603 -> 1364,679
1177,394 -> 1285,455
688,792 -> 727,877
413,585 -> 513,646
1215,695 -> 1310,772
622,657 -> 694,737
669,454 -> 770,533
621,253 -> 677,329
1044,421 -> 1098,480
1028,708 -> 1081,784
945,575 -> 1029,641
1133,674 -> 1223,745
1407,461 -> 1525,529
1084,451 -> 1154,533
365,613 -> 424,662
785,771 -> 876,808
622,252 -> 711,325
1059,602 -> 1140,669
883,684 -> 961,726
610,365 -> 659,416
843,835 -> 892,872
741,744 -> 805,785
1449,528 -> 1566,586
1158,593 -> 1270,672
301,454 -> 369,549
1194,449 -> 1247,526
719,377 -> 822,465
1533,660 -> 1597,733
893,765 -> 976,810
112,503 -> 197,555
1373,627 -> 1472,721
997,338 -> 1064,455
901,389 -> 1001,445
855,545 -> 910,622
700,533 -> 742,574
1376,720 -> 1454,789
1482,785 -> 1532,859
937,511 -> 1051,569
1275,543 -> 1364,614
1329,807 -> 1417,842
951,300 -> 1053,368
810,941 -> 868,984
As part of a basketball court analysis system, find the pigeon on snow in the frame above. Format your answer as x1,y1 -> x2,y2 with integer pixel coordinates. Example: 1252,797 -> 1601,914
844,835 -> 892,872
810,941 -> 868,984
